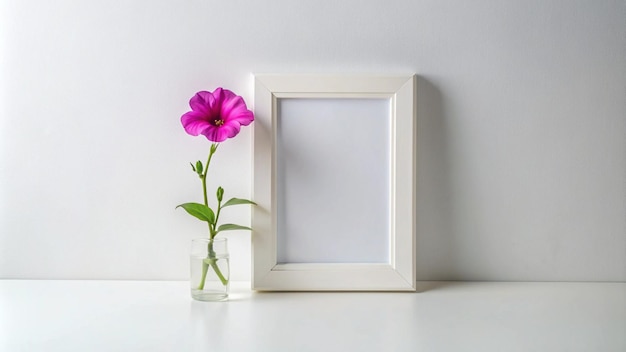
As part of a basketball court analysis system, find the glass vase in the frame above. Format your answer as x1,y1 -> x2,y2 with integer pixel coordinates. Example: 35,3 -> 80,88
190,238 -> 230,301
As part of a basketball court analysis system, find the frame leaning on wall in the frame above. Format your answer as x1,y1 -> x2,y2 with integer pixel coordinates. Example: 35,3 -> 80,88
252,74 -> 416,291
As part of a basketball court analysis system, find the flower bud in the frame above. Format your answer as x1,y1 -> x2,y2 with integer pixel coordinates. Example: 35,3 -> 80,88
217,187 -> 224,202
195,161 -> 204,176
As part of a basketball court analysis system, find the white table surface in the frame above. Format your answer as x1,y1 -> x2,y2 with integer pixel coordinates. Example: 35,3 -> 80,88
1,280 -> 624,352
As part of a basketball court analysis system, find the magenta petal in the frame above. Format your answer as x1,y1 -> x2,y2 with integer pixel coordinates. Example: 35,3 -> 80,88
212,87 -> 236,104
221,122 -> 242,139
221,96 -> 254,126
199,126 -> 220,142
181,111 -> 211,136
226,109 -> 254,126
201,122 -> 242,142
220,94 -> 245,114
201,125 -> 226,142
189,91 -> 215,113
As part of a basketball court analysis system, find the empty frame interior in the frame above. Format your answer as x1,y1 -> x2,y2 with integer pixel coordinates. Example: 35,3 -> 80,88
276,98 -> 391,264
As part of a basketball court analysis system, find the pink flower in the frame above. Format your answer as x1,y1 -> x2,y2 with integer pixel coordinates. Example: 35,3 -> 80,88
181,88 -> 254,142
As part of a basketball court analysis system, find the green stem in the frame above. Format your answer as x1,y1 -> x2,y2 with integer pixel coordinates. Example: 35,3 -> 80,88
201,143 -> 219,236
214,201 -> 222,235
197,240 -> 228,290
209,260 -> 228,286
201,176 -> 209,208
198,261 -> 209,289
197,260 -> 227,289
201,176 -> 212,234
197,143 -> 228,290
207,239 -> 228,286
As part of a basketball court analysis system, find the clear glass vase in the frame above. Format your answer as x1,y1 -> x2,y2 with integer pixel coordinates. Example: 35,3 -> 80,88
190,238 -> 230,301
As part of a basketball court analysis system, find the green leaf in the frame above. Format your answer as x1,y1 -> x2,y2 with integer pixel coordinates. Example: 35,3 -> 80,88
217,224 -> 253,233
189,162 -> 196,172
176,203 -> 215,223
222,197 -> 257,208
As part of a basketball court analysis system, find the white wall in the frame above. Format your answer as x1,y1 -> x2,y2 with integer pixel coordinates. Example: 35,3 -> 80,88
1,0 -> 624,281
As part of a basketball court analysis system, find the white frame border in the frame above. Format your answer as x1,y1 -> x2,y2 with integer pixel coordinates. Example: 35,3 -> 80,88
253,74 -> 416,291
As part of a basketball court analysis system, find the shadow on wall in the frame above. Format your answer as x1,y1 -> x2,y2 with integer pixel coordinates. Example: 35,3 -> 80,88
415,76 -> 459,281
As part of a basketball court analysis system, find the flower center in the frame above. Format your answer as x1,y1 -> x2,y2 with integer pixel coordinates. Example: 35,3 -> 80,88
214,119 -> 224,126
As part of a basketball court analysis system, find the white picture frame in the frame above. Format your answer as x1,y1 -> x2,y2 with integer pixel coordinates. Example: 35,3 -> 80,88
252,74 -> 416,291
